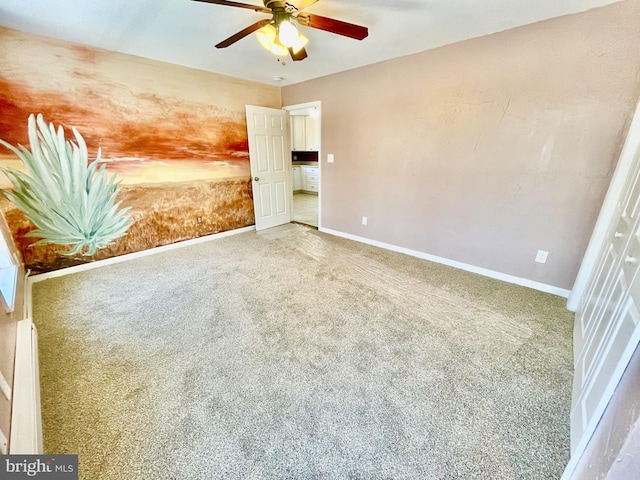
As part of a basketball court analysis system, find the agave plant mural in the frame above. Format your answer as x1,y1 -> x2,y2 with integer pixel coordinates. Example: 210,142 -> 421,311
0,114 -> 131,256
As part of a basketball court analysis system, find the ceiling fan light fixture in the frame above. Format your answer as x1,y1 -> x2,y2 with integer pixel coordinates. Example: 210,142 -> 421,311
291,32 -> 309,54
256,23 -> 277,51
256,23 -> 289,56
270,40 -> 289,56
278,20 -> 299,48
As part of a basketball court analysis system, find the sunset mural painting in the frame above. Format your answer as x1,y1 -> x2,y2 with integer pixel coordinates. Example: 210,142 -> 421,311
0,27 -> 275,273
0,113 -> 132,257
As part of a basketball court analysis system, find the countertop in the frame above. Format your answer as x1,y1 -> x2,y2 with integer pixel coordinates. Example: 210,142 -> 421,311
292,162 -> 319,167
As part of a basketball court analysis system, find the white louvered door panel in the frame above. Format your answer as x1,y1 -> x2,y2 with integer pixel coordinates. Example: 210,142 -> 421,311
567,139 -> 640,475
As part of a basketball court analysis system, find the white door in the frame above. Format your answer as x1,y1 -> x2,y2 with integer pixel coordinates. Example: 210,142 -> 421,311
245,105 -> 292,231
563,108 -> 640,477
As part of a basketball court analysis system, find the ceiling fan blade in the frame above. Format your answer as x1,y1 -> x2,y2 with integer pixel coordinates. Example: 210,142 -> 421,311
215,19 -> 270,48
191,0 -> 271,13
283,0 -> 318,12
297,13 -> 368,40
289,46 -> 308,61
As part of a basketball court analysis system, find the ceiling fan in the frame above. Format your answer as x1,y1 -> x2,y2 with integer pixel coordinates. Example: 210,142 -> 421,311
192,0 -> 369,62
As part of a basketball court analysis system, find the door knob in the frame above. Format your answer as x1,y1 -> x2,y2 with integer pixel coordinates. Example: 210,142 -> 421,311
625,255 -> 639,264
254,176 -> 260,181
614,231 -> 624,238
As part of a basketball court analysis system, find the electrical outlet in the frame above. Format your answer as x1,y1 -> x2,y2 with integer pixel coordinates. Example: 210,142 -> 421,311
197,217 -> 202,224
362,216 -> 368,226
535,250 -> 549,264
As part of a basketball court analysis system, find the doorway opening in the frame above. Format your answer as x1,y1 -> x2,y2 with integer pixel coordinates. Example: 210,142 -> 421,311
284,101 -> 321,229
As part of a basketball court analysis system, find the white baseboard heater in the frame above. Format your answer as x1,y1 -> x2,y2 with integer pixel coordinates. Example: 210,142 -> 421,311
9,318 -> 43,454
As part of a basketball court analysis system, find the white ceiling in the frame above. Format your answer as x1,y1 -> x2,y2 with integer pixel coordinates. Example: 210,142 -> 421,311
0,0 -> 623,86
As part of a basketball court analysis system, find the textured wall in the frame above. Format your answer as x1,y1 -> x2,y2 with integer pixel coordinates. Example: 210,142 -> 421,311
283,0 -> 640,290
0,27 -> 281,272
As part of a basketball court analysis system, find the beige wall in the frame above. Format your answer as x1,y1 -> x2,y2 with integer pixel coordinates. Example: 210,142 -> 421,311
283,0 -> 640,290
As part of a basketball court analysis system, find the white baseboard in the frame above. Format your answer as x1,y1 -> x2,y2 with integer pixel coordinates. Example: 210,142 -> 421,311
319,227 -> 571,298
30,225 -> 256,283
9,317 -> 43,454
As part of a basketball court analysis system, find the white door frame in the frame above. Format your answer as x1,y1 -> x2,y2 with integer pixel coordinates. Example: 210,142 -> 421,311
283,101 -> 321,229
568,99 -> 640,311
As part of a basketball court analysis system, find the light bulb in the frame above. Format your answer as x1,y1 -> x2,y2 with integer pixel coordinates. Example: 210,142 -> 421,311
270,40 -> 288,57
290,33 -> 308,54
256,24 -> 277,52
278,20 -> 298,48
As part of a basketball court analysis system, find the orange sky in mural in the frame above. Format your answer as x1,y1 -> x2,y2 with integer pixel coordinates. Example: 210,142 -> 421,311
0,76 -> 248,161
0,28 -> 282,190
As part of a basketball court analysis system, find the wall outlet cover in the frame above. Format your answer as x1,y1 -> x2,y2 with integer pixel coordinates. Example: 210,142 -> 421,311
535,250 -> 549,263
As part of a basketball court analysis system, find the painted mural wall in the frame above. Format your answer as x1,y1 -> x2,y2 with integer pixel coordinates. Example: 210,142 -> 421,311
0,27 -> 281,272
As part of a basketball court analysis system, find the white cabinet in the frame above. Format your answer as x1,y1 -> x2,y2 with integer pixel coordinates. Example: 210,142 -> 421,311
291,115 -> 318,151
305,116 -> 319,151
291,116 -> 306,151
292,166 -> 302,191
301,166 -> 319,193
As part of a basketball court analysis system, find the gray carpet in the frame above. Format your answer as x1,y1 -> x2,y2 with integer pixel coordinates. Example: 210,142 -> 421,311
32,223 -> 574,479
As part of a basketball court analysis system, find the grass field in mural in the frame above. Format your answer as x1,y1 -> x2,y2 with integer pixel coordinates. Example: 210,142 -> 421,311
0,178 -> 255,273
0,150 -> 255,272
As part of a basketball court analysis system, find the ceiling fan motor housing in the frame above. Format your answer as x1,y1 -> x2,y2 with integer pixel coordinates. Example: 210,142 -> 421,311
265,1 -> 295,11
272,7 -> 292,26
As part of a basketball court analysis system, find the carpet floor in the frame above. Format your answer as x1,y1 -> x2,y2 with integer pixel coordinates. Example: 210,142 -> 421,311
32,223 -> 574,479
